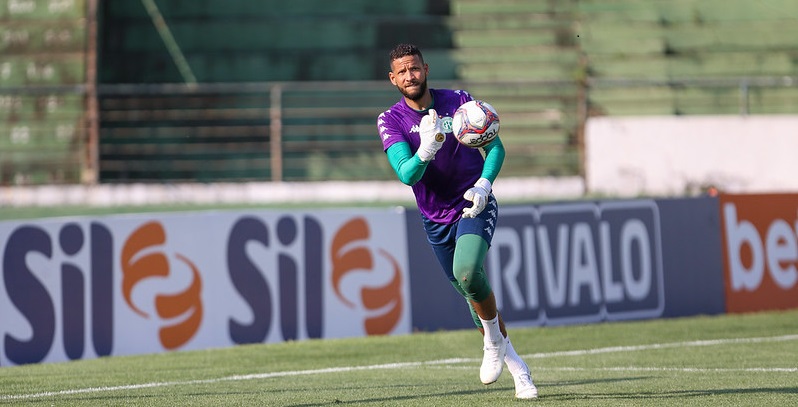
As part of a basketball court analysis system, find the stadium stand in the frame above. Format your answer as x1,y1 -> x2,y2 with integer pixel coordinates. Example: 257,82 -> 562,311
449,0 -> 583,176
0,1 -> 88,184
94,0 -> 798,182
3,0 -> 796,185
99,82 -> 411,182
98,0 -> 454,182
100,0 -> 454,83
579,0 -> 798,115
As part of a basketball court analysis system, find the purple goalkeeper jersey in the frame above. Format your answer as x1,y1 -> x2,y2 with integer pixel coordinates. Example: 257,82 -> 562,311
378,88 -> 485,224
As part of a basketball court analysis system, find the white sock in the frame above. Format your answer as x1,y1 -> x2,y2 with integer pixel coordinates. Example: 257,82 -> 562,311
479,315 -> 504,344
504,339 -> 530,377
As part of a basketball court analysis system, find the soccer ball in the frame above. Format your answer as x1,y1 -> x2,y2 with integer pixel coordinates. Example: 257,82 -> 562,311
451,100 -> 500,148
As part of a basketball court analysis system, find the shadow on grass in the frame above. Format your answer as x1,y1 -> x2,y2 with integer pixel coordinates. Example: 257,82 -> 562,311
2,385 -> 512,406
283,379 -> 798,406
541,385 -> 798,402
545,376 -> 651,387
8,379 -> 796,405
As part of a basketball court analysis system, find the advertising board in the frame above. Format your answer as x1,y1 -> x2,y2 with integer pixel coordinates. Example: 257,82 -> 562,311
719,194 -> 798,312
407,197 -> 725,331
0,208 -> 411,365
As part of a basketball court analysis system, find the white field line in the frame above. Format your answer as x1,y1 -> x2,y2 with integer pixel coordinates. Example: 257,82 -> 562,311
522,333 -> 798,359
2,334 -> 796,401
546,367 -> 798,373
432,366 -> 798,373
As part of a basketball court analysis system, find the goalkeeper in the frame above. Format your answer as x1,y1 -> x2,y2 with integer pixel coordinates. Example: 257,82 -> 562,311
376,43 -> 538,400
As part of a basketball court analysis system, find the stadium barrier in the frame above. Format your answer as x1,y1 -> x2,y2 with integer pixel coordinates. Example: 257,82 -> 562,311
2,193 -> 796,366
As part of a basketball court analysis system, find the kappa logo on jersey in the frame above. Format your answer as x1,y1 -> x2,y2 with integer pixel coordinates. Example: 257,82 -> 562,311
408,117 -> 453,135
331,217 -> 403,335
454,89 -> 472,99
377,116 -> 390,141
121,222 -> 203,350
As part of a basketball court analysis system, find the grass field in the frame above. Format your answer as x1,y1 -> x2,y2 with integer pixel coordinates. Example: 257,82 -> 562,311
0,201 -> 442,226
0,310 -> 796,406
0,203 -> 385,222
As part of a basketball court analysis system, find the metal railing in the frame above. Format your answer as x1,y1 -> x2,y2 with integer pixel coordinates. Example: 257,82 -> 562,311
2,76 -> 796,186
96,79 -> 582,183
588,76 -> 798,116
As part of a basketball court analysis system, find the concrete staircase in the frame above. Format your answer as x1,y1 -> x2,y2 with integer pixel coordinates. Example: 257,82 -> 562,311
448,0 -> 583,176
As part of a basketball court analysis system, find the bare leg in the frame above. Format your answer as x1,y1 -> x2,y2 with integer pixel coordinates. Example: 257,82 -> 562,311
471,292 -> 507,338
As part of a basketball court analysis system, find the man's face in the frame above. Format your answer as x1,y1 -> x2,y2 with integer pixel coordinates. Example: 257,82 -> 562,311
389,55 -> 428,101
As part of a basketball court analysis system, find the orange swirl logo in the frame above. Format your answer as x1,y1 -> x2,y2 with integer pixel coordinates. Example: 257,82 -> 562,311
331,218 -> 403,335
121,222 -> 203,350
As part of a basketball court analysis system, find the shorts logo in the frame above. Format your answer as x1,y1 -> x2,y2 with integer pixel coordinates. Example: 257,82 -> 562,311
121,222 -> 203,349
331,218 -> 403,335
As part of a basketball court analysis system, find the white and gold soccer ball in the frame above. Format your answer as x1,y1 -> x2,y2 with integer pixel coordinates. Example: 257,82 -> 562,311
451,100 -> 500,148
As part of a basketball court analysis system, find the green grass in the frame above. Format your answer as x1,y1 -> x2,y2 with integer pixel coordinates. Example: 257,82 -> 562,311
1,310 -> 796,406
0,202 -> 412,222
0,196 -> 576,222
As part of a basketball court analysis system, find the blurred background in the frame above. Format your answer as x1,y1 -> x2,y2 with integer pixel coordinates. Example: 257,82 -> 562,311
1,0 -> 797,202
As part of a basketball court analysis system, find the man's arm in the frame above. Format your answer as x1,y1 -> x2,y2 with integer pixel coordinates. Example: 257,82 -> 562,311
462,136 -> 505,218
480,136 -> 505,183
386,141 -> 428,185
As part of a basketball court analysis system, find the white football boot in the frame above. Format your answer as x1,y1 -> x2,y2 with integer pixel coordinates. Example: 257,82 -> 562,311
513,372 -> 538,399
479,338 -> 507,384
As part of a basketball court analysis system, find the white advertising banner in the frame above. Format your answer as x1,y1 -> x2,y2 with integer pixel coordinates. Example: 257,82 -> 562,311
0,208 -> 410,366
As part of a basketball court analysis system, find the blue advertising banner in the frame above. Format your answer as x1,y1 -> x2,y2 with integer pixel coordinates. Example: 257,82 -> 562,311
405,197 -> 725,332
656,197 -> 725,317
404,212 -> 476,331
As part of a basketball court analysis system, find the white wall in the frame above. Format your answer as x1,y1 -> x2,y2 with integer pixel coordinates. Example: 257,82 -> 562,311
0,177 -> 586,207
585,115 -> 798,197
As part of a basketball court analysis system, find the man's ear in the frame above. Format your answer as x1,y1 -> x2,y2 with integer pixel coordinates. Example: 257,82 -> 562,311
388,72 -> 397,86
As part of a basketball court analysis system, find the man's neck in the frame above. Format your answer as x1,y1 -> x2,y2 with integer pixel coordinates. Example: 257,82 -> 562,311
404,91 -> 433,111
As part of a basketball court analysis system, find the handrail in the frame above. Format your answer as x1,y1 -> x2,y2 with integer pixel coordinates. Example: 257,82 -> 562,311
2,76 -> 796,185
587,76 -> 798,115
94,79 -> 577,95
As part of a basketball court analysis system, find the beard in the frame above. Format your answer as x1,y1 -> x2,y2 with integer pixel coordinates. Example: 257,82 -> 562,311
396,78 -> 428,101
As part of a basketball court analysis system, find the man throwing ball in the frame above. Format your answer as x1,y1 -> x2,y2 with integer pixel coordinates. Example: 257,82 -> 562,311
376,43 -> 538,399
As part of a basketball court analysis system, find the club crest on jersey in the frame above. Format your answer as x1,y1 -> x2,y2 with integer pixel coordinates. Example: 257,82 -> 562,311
441,116 -> 453,134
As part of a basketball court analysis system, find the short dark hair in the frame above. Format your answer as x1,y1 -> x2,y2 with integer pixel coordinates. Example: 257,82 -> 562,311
389,43 -> 424,64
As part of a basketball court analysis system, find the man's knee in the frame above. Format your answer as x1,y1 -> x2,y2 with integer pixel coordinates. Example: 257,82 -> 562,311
453,265 -> 491,302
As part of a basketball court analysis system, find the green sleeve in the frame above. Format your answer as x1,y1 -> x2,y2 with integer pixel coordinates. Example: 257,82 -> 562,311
386,142 -> 428,185
480,136 -> 505,184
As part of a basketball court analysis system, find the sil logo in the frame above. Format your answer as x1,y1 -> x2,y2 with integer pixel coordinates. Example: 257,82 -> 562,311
331,218 -> 404,335
121,222 -> 203,350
